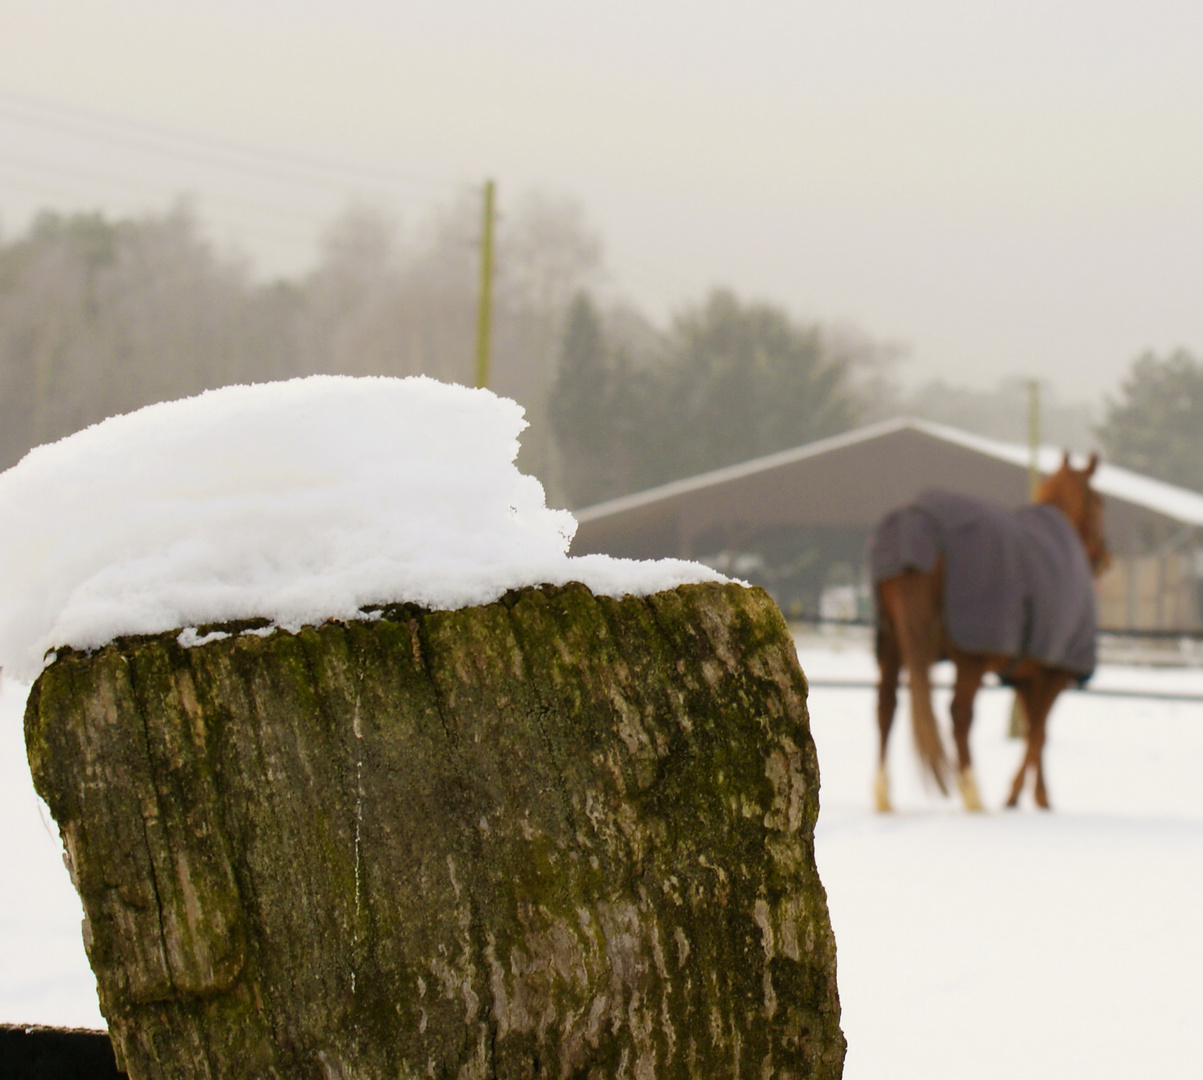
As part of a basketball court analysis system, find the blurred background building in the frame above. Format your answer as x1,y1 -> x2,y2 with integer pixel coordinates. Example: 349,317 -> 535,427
571,417 -> 1203,632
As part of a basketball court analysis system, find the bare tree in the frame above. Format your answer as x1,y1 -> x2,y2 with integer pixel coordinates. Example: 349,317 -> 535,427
0,204 -> 258,468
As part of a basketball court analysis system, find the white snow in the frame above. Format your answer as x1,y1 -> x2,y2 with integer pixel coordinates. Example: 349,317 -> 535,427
0,376 -> 722,681
798,633 -> 1203,1080
0,678 -> 102,1029
5,638 -> 1203,1078
2,380 -> 1198,1071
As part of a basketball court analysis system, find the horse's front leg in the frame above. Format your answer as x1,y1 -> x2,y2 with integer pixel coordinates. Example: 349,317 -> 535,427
950,655 -> 986,811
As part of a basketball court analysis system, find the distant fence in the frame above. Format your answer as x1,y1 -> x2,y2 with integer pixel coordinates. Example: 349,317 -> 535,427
803,678 -> 1203,704
790,614 -> 1203,641
792,615 -> 1203,703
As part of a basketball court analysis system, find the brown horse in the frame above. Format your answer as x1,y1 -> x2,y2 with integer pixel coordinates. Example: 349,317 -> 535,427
873,453 -> 1110,812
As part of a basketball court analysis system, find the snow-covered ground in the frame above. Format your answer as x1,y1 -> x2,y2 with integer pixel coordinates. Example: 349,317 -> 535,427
0,677 -> 103,1029
4,634 -> 1201,1078
1,376 -> 1197,1073
801,630 -> 1203,1079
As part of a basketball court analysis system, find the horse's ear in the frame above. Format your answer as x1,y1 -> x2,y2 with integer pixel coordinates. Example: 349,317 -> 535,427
1061,450 -> 1071,470
1085,451 -> 1099,477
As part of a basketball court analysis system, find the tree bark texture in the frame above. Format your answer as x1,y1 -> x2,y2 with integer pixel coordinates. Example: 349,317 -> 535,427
25,581 -> 845,1079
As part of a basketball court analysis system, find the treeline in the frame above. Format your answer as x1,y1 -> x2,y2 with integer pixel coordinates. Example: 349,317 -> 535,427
1095,349 -> 1203,493
0,198 -> 895,505
1,197 -> 1193,506
550,290 -> 890,506
0,194 -> 599,482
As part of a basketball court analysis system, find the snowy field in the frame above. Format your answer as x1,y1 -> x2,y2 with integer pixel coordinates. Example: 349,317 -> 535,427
801,631 -> 1203,1080
5,378 -> 1197,1075
4,633 -> 1202,1078
1,676 -> 104,1030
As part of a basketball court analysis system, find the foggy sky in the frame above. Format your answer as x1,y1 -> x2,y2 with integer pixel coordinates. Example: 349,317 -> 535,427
3,0 -> 1202,402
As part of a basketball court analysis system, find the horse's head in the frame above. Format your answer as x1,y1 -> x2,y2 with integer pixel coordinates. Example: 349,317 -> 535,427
1035,451 -> 1111,576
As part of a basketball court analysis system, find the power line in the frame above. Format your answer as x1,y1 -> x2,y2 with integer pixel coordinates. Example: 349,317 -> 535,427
0,172 -> 318,249
0,86 -> 463,195
0,105 -> 394,199
0,109 -> 467,210
0,153 -> 334,229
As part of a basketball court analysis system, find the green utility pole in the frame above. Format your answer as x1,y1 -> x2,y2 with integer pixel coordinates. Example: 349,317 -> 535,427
1010,377 -> 1042,739
474,179 -> 496,390
1027,377 -> 1041,500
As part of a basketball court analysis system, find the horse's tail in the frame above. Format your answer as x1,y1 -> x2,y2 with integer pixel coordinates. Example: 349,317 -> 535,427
907,666 -> 951,795
878,571 -> 951,796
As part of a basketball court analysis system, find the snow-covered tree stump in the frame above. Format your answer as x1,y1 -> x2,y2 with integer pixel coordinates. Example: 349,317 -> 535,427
25,581 -> 845,1080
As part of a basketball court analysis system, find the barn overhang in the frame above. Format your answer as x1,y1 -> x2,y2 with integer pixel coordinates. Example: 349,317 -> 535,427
570,417 -> 1203,562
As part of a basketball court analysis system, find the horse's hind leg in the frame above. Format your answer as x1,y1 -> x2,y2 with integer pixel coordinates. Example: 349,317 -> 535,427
875,617 -> 902,812
1005,680 -> 1037,807
1006,671 -> 1069,809
1029,671 -> 1070,809
1029,707 -> 1053,809
950,656 -> 986,811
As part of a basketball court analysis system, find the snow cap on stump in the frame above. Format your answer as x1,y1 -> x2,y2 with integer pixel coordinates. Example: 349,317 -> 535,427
0,375 -> 722,681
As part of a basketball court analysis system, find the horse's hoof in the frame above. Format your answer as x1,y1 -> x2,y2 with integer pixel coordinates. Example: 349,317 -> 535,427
874,767 -> 892,813
958,767 -> 985,813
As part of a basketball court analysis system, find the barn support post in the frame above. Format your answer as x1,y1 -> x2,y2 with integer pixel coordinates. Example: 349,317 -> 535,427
1126,553 -> 1138,630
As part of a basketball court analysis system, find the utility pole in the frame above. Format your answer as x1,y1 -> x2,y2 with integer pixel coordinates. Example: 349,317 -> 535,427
1011,377 -> 1042,739
474,179 -> 496,390
1027,377 -> 1041,500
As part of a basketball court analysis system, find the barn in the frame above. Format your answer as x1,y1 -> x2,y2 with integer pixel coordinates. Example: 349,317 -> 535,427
569,417 -> 1203,631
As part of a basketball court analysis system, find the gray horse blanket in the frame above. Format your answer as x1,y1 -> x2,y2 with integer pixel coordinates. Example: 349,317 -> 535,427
869,490 -> 1096,681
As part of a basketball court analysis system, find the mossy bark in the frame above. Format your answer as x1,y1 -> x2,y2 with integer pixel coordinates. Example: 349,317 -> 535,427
25,581 -> 845,1079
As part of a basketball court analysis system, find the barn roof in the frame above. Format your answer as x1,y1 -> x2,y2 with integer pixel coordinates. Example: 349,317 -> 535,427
571,416 -> 1203,559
